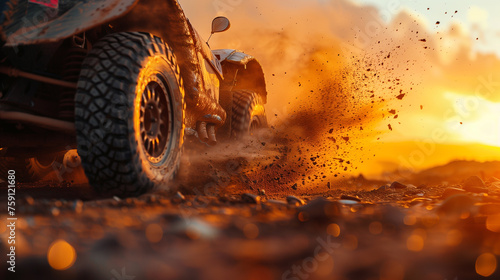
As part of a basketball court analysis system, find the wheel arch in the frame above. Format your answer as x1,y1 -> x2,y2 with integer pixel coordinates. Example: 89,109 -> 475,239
214,49 -> 268,104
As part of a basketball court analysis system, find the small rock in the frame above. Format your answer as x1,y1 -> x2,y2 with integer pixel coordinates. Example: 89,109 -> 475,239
242,193 -> 261,204
25,196 -> 35,205
327,182 -> 331,189
463,176 -> 485,188
490,182 -> 500,190
462,176 -> 487,193
286,195 -> 305,206
376,184 -> 391,191
51,207 -> 60,216
409,197 -> 432,206
146,194 -> 158,203
338,199 -> 359,205
463,185 -> 488,194
125,197 -> 137,206
390,181 -> 407,189
340,195 -> 361,202
172,191 -> 185,203
258,189 -> 266,196
291,183 -> 298,190
442,187 -> 466,199
172,219 -> 219,239
113,196 -> 121,202
267,199 -> 288,206
194,195 -> 208,206
73,200 -> 83,214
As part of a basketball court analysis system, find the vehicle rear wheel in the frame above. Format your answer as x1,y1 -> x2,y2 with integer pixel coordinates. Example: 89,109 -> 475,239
231,90 -> 267,139
26,153 -> 61,180
75,32 -> 185,196
0,153 -> 62,182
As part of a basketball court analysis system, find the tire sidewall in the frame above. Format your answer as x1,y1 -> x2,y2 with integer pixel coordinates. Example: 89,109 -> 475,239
131,54 -> 184,184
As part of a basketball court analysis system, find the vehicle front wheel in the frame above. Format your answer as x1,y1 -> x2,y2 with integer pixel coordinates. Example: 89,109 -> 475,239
231,90 -> 267,139
75,32 -> 185,196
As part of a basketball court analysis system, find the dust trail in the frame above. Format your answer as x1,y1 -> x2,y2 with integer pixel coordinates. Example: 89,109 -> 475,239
179,0 -> 500,190
179,0 -> 406,189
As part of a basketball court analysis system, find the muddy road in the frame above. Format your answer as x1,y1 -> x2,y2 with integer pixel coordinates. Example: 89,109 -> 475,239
1,133 -> 500,280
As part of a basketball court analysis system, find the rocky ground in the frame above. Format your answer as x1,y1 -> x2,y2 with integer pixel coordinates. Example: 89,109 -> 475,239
1,138 -> 500,280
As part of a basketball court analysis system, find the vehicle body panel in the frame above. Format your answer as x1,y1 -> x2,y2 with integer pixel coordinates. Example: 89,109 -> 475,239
1,0 -> 138,46
214,49 -> 267,104
213,49 -> 255,66
109,0 -> 227,127
0,0 -> 268,154
1,0 -> 228,129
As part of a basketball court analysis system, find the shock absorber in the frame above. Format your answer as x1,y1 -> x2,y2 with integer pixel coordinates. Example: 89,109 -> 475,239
59,33 -> 89,120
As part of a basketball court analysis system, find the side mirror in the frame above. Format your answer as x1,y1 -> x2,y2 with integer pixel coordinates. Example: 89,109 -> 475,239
211,16 -> 231,34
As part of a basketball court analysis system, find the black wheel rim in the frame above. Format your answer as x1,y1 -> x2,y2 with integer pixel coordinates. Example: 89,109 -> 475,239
139,76 -> 172,162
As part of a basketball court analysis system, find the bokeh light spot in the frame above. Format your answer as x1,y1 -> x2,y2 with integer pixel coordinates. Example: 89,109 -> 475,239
47,240 -> 76,270
243,223 -> 259,239
327,223 -> 341,237
298,212 -> 309,222
145,223 -> 163,243
369,221 -> 383,235
407,234 -> 424,252
476,253 -> 497,277
445,229 -> 463,247
486,215 -> 500,233
403,215 -> 417,226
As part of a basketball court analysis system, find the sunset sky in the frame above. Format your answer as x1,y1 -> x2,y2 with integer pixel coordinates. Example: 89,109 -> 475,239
351,0 -> 500,145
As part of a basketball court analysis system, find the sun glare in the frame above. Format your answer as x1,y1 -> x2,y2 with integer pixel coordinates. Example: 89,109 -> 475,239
444,91 -> 500,147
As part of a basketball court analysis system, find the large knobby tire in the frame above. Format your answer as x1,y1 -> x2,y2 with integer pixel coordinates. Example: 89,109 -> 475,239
26,153 -> 64,180
0,154 -> 62,182
75,32 -> 185,196
231,90 -> 267,139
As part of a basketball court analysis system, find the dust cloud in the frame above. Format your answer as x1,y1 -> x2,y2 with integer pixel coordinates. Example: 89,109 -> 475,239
179,0 -> 500,186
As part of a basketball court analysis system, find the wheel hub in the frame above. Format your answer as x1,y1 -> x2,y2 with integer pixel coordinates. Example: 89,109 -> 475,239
139,79 -> 171,159
144,102 -> 160,138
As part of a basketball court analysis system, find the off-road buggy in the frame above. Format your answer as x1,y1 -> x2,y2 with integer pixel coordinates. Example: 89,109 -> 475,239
0,0 -> 268,195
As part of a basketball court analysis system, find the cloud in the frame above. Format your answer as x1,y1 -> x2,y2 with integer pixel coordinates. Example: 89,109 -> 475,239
467,6 -> 489,29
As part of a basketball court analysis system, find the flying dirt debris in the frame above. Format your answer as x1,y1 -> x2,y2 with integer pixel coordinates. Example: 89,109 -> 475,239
1,1 -> 500,280
0,0 -> 268,196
